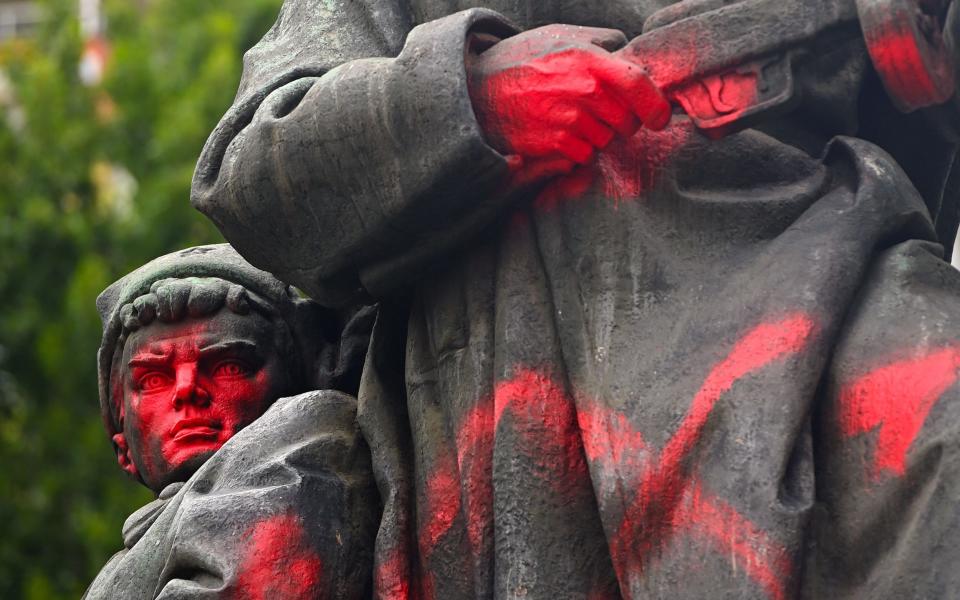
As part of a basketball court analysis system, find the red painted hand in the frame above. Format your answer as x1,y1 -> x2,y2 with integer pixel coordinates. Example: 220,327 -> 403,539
467,25 -> 671,186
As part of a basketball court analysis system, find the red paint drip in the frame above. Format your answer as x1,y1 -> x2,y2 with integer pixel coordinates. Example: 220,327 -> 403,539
838,346 -> 960,477
235,513 -> 323,600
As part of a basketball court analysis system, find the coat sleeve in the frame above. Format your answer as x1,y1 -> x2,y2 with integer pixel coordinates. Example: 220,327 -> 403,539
191,1 -> 518,305
803,239 -> 960,599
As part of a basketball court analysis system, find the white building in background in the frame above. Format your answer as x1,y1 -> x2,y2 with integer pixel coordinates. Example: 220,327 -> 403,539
0,0 -> 42,40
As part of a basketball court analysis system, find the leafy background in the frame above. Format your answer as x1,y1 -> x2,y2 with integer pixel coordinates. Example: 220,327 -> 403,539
0,0 -> 282,596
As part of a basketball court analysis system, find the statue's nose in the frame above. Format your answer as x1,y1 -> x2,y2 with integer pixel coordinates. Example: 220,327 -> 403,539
172,363 -> 210,408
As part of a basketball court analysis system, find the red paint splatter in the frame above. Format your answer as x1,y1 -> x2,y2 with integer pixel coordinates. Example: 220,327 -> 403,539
530,121 -> 694,211
838,345 -> 960,478
235,513 -> 323,600
626,18 -> 760,137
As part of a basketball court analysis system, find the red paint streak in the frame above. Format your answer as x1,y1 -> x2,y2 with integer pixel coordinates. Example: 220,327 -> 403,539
420,452 -> 461,556
866,27 -> 945,111
235,513 -> 323,600
494,369 -> 590,488
416,370 -> 586,583
838,346 -> 960,477
659,314 -> 815,483
415,429 -> 479,600
608,313 -> 814,599
417,314 -> 813,600
680,482 -> 791,600
417,406 -> 494,576
455,405 -> 494,558
374,548 -> 411,600
579,399 -> 648,467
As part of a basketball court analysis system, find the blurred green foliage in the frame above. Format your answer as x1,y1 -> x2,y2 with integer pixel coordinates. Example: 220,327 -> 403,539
0,0 -> 282,596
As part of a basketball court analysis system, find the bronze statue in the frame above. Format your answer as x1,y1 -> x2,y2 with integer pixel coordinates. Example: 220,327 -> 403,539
85,244 -> 377,599
186,0 -> 960,597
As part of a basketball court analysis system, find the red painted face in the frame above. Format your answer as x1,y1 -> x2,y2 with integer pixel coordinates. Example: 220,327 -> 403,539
117,309 -> 290,493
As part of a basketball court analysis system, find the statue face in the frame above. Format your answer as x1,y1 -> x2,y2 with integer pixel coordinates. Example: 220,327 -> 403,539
117,309 -> 290,492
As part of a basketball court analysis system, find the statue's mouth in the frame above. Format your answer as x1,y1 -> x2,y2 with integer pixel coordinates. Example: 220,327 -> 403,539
170,417 -> 221,442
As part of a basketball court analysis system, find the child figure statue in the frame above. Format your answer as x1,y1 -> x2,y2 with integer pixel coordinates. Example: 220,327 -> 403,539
84,244 -> 377,599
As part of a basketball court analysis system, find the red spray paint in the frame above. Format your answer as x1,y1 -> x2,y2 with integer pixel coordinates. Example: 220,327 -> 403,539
470,36 -> 674,205
415,314 -> 813,600
838,345 -> 960,478
596,314 -> 814,600
374,546 -> 416,600
235,513 -> 323,600
118,312 -> 288,490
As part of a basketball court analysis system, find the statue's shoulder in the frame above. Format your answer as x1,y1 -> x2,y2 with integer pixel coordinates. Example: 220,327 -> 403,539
265,389 -> 359,423
231,390 -> 360,449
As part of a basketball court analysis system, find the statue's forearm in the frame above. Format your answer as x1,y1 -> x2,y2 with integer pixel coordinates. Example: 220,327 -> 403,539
192,9 -> 516,305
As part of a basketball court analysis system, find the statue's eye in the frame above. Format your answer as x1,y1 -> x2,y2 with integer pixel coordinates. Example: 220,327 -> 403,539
213,360 -> 249,378
139,372 -> 172,391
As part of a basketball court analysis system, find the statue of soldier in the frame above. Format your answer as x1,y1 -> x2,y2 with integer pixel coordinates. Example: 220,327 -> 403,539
85,244 -> 378,599
191,1 -> 960,598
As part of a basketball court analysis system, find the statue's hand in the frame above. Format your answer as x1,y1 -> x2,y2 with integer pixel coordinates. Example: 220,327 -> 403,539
467,24 -> 671,185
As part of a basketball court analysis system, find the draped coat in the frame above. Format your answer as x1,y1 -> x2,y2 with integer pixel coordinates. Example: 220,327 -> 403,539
191,2 -> 960,597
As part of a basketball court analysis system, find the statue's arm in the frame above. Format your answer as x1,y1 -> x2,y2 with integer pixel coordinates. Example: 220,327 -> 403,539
192,2 -> 517,305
